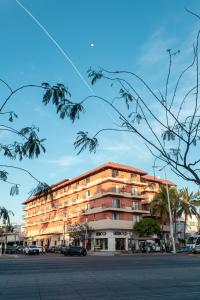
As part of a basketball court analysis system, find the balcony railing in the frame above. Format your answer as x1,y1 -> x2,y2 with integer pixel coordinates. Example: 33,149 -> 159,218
82,205 -> 150,215
91,190 -> 145,199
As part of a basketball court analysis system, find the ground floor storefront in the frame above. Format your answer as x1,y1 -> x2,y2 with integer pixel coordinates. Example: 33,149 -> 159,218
25,230 -> 161,252
25,234 -> 64,248
90,230 -> 133,252
25,230 -> 134,252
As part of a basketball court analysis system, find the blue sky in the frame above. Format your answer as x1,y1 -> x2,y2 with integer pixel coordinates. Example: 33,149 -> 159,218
1,0 -> 200,223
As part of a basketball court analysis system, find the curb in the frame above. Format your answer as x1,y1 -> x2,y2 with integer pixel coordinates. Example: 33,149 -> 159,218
0,254 -> 19,259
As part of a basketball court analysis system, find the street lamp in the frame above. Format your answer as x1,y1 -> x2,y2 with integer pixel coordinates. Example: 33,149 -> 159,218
63,221 -> 66,245
153,165 -> 176,254
84,218 -> 88,249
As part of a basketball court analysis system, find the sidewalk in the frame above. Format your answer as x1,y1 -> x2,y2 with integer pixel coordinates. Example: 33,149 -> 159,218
87,251 -> 176,256
0,254 -> 19,259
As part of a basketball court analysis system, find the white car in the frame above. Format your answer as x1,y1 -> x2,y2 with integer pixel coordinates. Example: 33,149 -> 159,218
37,246 -> 46,253
24,245 -> 40,255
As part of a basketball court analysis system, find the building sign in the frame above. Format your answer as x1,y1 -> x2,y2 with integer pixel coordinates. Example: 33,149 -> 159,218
96,232 -> 106,236
114,231 -> 128,236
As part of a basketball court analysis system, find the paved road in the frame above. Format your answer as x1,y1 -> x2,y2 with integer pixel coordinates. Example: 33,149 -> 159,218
0,253 -> 200,299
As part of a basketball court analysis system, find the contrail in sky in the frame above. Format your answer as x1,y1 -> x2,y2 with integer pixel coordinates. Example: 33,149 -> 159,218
15,0 -> 116,123
15,0 -> 94,94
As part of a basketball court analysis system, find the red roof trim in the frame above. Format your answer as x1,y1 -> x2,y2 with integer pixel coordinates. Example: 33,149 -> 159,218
142,175 -> 176,186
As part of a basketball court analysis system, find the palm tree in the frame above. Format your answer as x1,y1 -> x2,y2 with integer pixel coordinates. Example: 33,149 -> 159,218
177,188 -> 200,240
0,207 -> 14,254
150,185 -> 178,239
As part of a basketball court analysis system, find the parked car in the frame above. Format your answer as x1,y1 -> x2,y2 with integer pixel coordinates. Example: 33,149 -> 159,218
47,246 -> 59,253
63,246 -> 87,256
59,245 -> 68,254
5,246 -> 17,254
37,246 -> 46,254
24,245 -> 40,255
192,245 -> 200,254
16,246 -> 25,254
186,235 -> 200,250
177,245 -> 191,253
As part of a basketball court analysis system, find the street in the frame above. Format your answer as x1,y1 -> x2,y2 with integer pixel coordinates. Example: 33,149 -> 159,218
0,254 -> 200,299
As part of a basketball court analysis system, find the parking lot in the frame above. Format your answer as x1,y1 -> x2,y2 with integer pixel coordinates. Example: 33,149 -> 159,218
0,253 -> 200,299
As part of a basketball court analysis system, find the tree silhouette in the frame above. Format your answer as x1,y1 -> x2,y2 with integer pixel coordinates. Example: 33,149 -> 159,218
0,82 -> 81,196
61,10 -> 200,187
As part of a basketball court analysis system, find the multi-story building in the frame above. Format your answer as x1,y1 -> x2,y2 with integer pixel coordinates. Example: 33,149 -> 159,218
23,162 -> 176,251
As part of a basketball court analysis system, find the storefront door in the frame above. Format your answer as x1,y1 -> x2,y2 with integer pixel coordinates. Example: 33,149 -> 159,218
95,238 -> 108,250
115,238 -> 125,250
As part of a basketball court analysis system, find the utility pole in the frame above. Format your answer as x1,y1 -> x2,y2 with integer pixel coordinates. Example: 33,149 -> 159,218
164,168 -> 176,254
84,218 -> 88,249
63,221 -> 66,245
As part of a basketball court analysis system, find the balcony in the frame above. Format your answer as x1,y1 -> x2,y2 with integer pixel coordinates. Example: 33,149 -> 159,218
89,190 -> 145,200
82,204 -> 150,215
25,226 -> 63,237
58,190 -> 145,210
38,227 -> 63,235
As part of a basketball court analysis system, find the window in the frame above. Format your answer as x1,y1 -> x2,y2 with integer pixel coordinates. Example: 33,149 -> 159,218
148,195 -> 154,202
86,203 -> 90,210
75,182 -> 79,188
86,190 -> 90,197
112,212 -> 120,220
95,238 -> 108,250
112,199 -> 120,208
135,215 -> 140,222
72,198 -> 76,203
133,201 -> 139,210
132,187 -> 138,196
86,177 -> 90,184
112,185 -> 119,193
131,173 -> 137,181
112,169 -> 119,178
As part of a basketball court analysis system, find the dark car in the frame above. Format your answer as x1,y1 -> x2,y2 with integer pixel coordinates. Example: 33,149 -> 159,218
47,246 -> 59,253
59,245 -> 68,254
16,246 -> 25,254
5,246 -> 17,254
63,246 -> 87,256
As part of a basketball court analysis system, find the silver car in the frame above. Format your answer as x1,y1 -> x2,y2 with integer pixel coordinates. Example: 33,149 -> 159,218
192,245 -> 200,254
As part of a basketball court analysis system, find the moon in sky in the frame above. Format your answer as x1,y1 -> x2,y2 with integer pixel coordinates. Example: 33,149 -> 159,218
90,43 -> 95,47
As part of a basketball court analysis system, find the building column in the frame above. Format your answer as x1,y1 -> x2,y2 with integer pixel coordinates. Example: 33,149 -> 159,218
125,238 -> 129,251
108,236 -> 115,251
